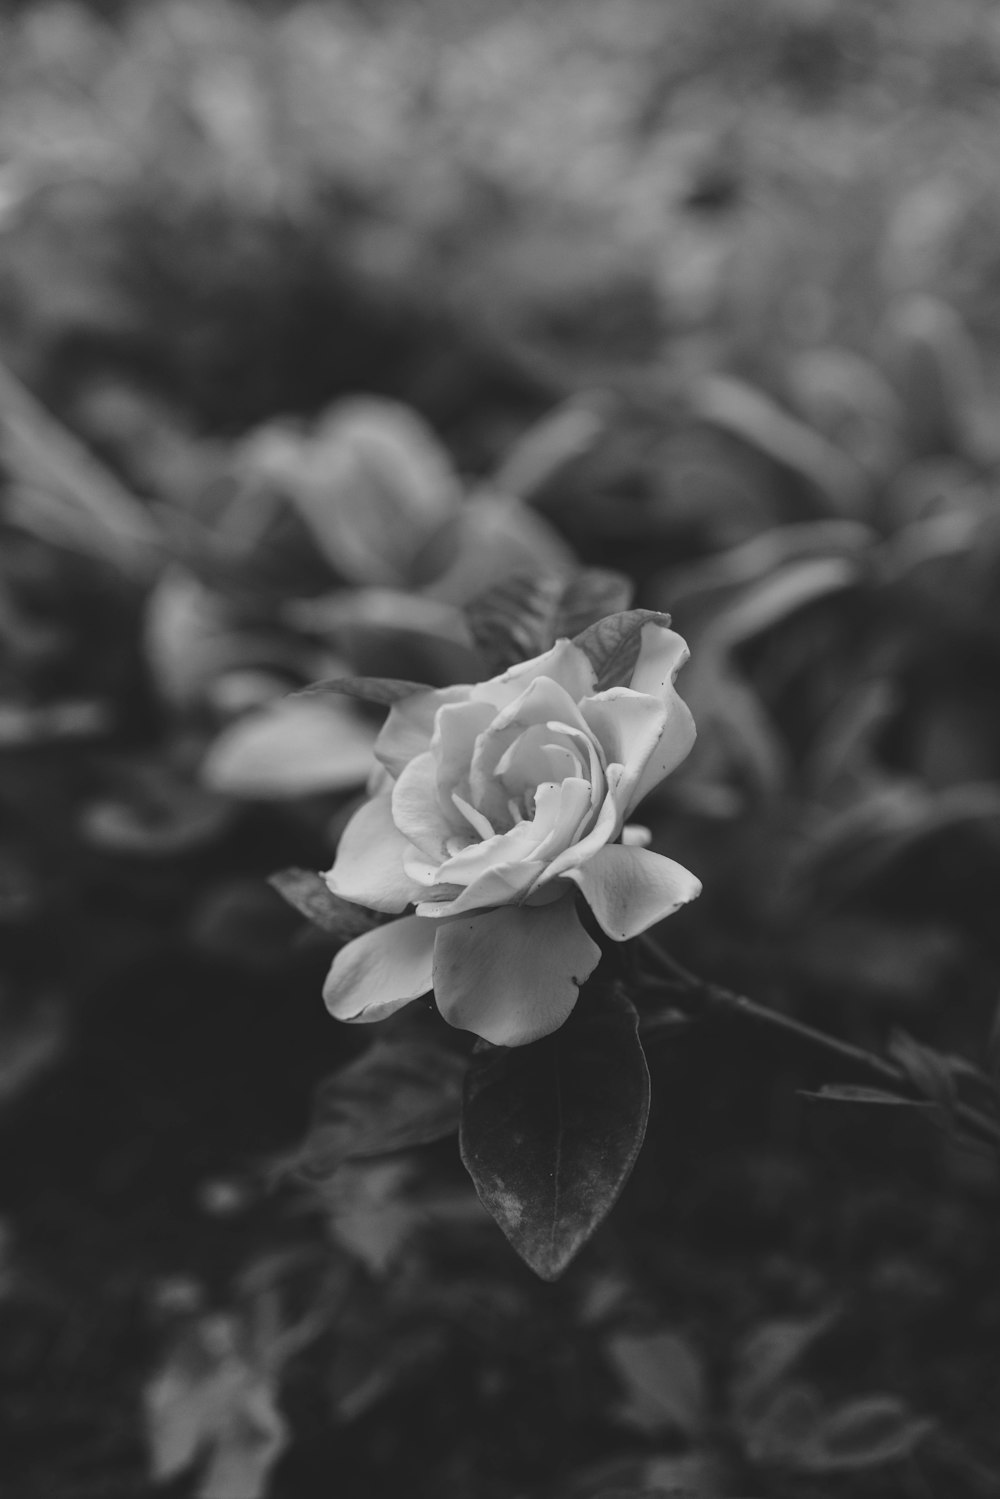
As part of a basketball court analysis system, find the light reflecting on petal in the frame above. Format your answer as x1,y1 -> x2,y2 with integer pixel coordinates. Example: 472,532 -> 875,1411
582,689 -> 665,802
627,623 -> 691,701
532,777 -> 596,861
564,844 -> 701,941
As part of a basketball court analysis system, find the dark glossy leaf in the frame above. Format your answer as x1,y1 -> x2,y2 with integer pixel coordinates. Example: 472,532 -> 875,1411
268,868 -> 380,943
465,572 -> 566,673
303,1035 -> 468,1177
466,569 -> 635,674
800,1395 -> 934,1473
572,609 -> 673,691
294,676 -> 429,707
460,982 -> 649,1280
557,569 -> 634,637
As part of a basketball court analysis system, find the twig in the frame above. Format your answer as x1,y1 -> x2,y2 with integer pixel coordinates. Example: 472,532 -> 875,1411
638,939 -> 1000,1150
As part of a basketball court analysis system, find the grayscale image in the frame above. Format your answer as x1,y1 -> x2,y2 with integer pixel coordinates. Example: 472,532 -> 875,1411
2,3 -> 998,1496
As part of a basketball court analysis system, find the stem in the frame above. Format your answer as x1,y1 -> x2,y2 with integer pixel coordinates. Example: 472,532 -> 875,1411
638,940 -> 1000,1150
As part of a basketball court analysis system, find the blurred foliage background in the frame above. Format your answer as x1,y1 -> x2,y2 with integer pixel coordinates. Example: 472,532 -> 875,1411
6,2 -> 1000,1497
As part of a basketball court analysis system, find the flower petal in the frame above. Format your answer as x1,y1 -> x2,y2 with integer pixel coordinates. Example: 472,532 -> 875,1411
581,687 -> 666,808
432,897 -> 601,1045
392,751 -> 463,860
621,824 -> 651,847
324,793 -> 427,912
535,765 -> 624,883
375,685 -> 470,778
532,777 -> 597,860
416,858 -> 546,917
323,914 -> 436,1022
622,625 -> 697,813
433,817 -> 545,889
468,675 -> 592,818
468,637 -> 596,709
564,844 -> 701,941
627,623 -> 691,699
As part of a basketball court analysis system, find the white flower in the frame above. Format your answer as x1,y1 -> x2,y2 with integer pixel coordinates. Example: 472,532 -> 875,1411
322,624 -> 701,1046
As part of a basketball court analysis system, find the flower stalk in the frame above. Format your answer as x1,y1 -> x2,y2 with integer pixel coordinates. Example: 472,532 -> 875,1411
638,939 -> 1000,1150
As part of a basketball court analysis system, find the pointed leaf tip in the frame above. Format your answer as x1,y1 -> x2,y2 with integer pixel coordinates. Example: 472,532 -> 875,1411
460,981 -> 649,1279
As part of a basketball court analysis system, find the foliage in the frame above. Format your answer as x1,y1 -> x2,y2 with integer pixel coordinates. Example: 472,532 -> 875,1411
6,2 -> 1000,1497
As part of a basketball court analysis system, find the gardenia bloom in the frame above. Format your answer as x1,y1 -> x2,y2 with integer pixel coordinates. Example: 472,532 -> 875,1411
322,624 -> 701,1046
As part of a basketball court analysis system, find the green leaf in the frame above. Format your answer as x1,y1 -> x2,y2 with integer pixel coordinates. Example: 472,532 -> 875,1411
799,1084 -> 938,1111
884,295 -> 985,460
302,1034 -> 468,1177
201,696 -> 377,798
731,1308 -> 839,1426
607,1329 -> 707,1437
80,771 -> 234,857
572,609 -> 673,692
145,1312 -> 288,1499
557,569 -> 635,637
465,568 -> 634,674
691,372 -> 867,515
459,981 -> 650,1280
268,868 -> 379,943
293,676 -> 429,707
886,1030 -> 959,1114
465,572 -> 566,673
799,1395 -> 934,1473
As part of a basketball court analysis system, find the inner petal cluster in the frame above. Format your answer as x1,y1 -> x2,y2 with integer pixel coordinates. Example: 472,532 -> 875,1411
392,675 -> 613,914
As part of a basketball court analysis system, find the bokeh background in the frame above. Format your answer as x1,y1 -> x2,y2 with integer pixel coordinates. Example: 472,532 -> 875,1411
5,2 -> 1000,1496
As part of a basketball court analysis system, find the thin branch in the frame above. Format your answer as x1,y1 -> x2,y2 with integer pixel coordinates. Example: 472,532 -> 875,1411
638,939 -> 1000,1150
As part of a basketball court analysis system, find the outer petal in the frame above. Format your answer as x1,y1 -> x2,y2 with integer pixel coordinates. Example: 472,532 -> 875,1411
324,794 -> 427,912
622,624 -> 697,814
375,685 -> 471,777
581,687 -> 666,811
627,623 -> 691,699
468,638 -> 596,710
432,897 -> 601,1046
432,699 -> 497,804
323,914 -> 436,1022
564,844 -> 701,941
